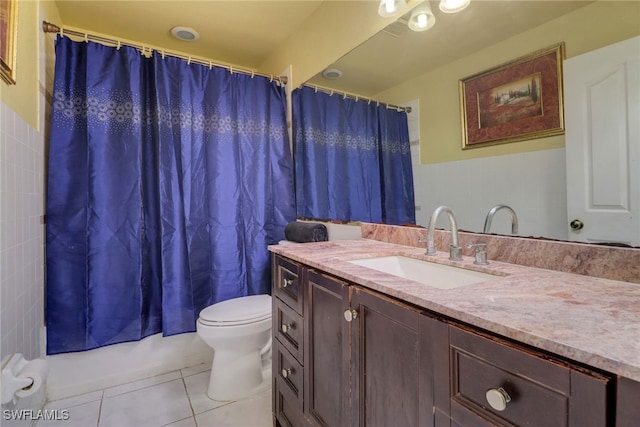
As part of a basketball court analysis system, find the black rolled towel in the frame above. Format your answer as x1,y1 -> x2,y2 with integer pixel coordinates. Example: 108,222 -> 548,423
284,222 -> 328,243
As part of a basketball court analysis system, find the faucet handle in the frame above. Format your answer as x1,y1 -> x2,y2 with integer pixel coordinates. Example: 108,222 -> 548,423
467,243 -> 489,265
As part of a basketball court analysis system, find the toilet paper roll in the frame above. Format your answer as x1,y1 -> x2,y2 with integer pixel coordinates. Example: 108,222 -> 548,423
15,359 -> 48,399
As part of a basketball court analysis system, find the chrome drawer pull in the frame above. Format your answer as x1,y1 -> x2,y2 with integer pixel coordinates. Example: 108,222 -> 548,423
486,387 -> 511,411
282,278 -> 294,288
281,323 -> 294,333
281,368 -> 293,379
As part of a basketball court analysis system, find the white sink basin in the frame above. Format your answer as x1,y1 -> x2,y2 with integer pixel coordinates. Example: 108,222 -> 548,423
348,256 -> 499,289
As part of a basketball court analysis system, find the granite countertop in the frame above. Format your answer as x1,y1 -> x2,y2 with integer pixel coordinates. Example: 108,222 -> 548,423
269,239 -> 640,382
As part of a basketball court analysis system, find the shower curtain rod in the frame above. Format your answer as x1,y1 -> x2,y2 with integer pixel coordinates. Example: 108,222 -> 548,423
303,84 -> 412,113
41,21 -> 288,85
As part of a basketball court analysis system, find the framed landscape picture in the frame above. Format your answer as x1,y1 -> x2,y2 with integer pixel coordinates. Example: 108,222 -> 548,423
0,0 -> 17,84
460,43 -> 565,149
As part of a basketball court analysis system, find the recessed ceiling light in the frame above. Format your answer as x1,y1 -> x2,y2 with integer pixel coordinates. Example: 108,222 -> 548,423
171,26 -> 200,42
322,68 -> 343,79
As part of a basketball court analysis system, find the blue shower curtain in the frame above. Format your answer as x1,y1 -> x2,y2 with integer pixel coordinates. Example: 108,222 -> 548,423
292,86 -> 415,225
46,37 -> 295,355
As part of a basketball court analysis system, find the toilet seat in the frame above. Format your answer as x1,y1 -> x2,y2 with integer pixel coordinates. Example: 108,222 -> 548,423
199,294 -> 271,327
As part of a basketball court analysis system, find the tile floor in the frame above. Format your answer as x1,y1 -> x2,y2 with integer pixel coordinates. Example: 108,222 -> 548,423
35,364 -> 272,427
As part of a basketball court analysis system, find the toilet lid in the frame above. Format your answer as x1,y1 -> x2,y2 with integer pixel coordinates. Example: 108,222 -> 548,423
199,294 -> 272,325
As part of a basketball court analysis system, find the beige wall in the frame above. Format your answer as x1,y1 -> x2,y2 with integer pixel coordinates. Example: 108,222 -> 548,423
1,0 -> 39,129
375,1 -> 640,164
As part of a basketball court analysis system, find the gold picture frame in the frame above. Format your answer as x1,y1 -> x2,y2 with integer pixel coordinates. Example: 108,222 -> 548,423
0,0 -> 18,84
460,43 -> 565,149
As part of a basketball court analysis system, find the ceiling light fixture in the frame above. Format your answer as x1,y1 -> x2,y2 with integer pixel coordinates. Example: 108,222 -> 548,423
170,26 -> 200,42
408,2 -> 436,32
439,0 -> 471,14
322,68 -> 343,80
378,0 -> 408,18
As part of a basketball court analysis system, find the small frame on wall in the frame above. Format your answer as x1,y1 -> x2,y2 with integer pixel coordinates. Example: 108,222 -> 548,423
460,43 -> 565,149
0,0 -> 18,85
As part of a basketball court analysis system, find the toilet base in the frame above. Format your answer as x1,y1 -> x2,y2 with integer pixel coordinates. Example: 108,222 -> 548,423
206,349 -> 272,401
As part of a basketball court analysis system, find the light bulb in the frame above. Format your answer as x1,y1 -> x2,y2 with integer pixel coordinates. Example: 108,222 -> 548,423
379,0 -> 407,18
385,0 -> 395,14
417,14 -> 427,28
408,3 -> 435,32
439,0 -> 470,14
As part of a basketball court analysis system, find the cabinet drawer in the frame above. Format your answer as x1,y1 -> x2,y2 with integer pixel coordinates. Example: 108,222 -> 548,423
449,326 -> 610,427
274,375 -> 304,427
273,256 -> 303,315
274,297 -> 304,363
274,340 -> 303,405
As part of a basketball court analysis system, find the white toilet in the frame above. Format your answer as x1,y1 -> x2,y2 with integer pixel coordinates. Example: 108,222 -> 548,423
196,294 -> 272,401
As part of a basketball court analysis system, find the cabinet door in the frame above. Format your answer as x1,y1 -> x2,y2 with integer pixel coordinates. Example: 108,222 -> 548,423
349,286 -> 422,427
420,314 -> 451,427
304,270 -> 350,427
616,377 -> 640,427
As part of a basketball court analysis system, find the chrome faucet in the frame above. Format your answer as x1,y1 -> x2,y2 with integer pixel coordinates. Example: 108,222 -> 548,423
425,205 -> 462,261
483,204 -> 519,235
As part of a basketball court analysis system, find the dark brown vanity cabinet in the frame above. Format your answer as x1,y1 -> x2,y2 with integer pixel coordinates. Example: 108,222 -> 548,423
272,254 -> 446,427
272,254 -> 621,427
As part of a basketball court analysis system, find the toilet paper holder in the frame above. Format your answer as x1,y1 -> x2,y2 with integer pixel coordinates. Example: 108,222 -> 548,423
1,353 -> 47,405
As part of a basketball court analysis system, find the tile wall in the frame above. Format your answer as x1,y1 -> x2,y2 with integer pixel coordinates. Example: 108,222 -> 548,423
411,148 -> 568,240
0,8 -> 55,364
0,99 -> 46,362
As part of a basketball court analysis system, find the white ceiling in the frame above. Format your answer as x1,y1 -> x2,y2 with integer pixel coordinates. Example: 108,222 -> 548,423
54,1 -> 594,95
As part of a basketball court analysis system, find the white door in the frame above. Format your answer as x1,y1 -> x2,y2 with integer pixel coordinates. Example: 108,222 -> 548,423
564,36 -> 640,246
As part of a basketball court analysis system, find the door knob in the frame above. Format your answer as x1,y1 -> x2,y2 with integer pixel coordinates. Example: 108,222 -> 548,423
344,308 -> 358,322
281,368 -> 292,379
570,219 -> 584,230
281,323 -> 293,333
282,278 -> 293,288
485,387 -> 511,411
